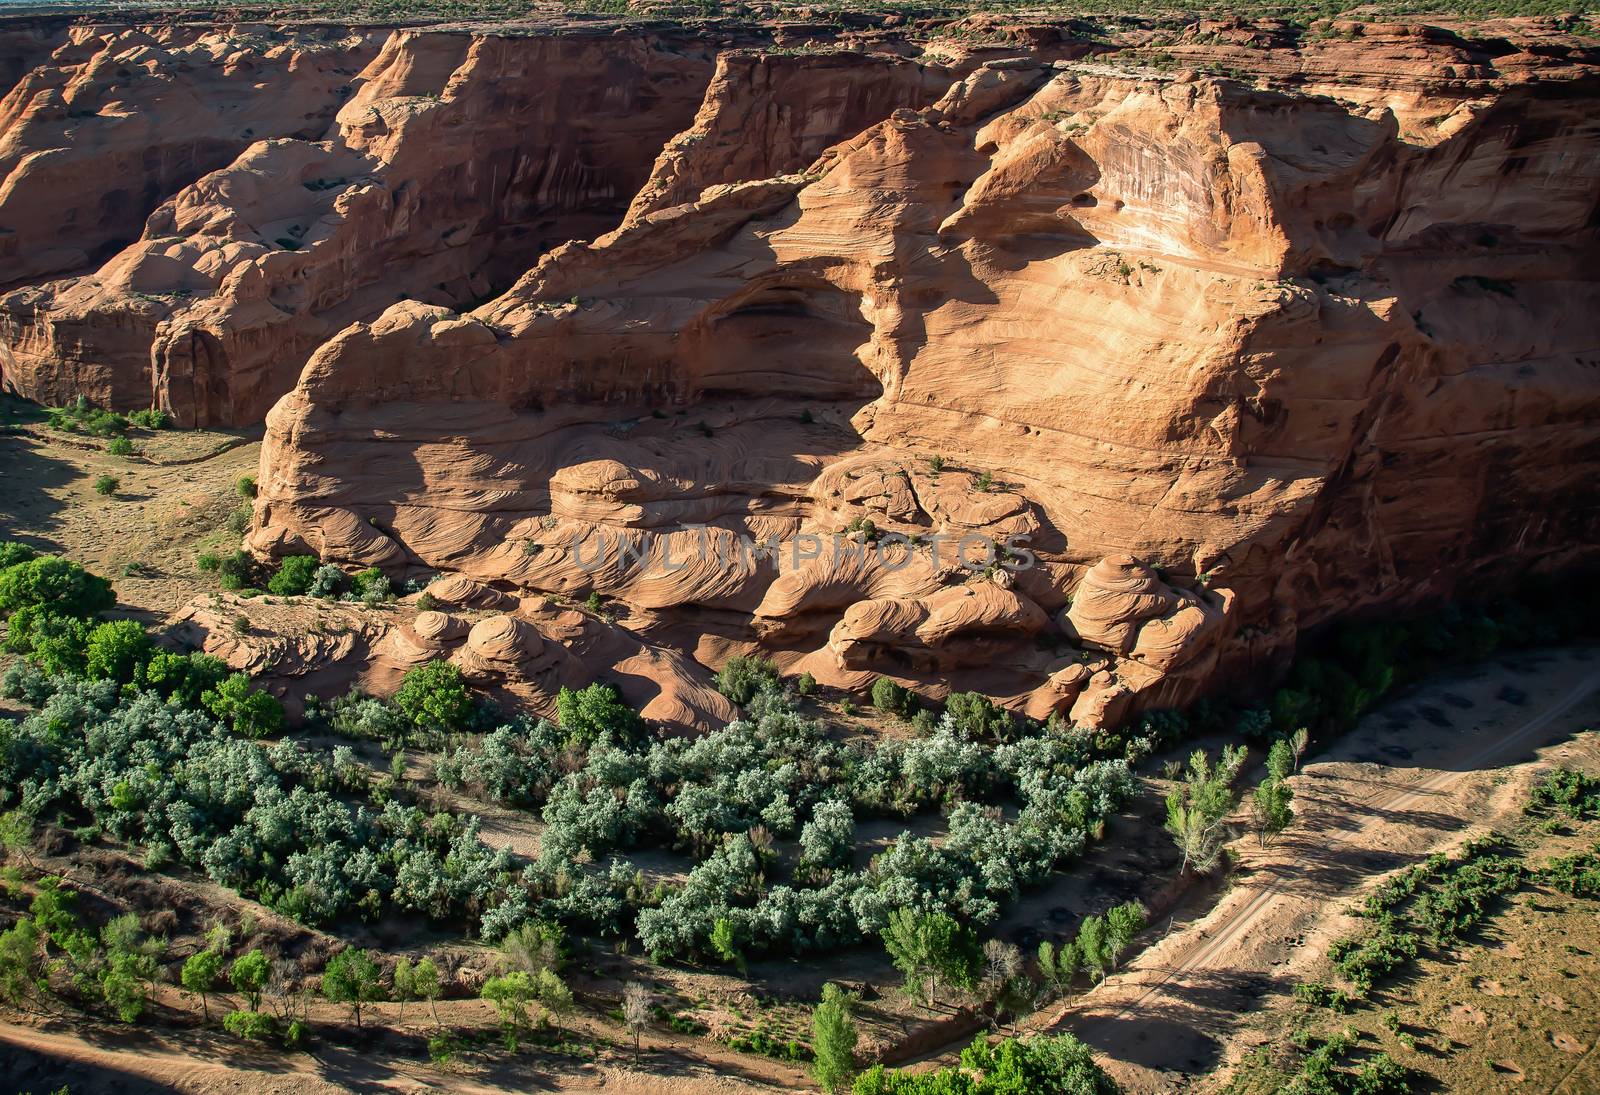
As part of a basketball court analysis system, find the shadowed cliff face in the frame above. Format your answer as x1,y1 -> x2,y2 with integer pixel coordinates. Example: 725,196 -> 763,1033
3,17 -> 1598,728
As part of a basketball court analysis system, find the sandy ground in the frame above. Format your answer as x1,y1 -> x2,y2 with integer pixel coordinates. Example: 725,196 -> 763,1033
1039,645 -> 1600,1093
0,413 -> 262,621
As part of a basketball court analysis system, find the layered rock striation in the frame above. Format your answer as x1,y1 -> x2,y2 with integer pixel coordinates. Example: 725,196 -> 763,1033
6,16 -> 1599,726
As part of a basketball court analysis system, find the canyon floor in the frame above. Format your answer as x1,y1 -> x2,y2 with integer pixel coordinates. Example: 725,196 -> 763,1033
3,416 -> 1598,1091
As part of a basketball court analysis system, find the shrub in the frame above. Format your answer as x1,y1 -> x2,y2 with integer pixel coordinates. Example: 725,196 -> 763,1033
223,1009 -> 277,1040
0,542 -> 37,569
267,555 -> 318,596
108,436 -> 134,457
236,476 -> 257,499
555,681 -> 644,745
715,655 -> 779,706
203,673 -> 285,739
870,677 -> 914,717
353,567 -> 391,604
83,619 -> 153,684
307,563 -> 344,598
394,660 -> 476,735
94,474 -> 120,496
216,551 -> 254,591
197,552 -> 221,573
0,555 -> 114,618
943,691 -> 1015,741
226,503 -> 252,536
1294,980 -> 1354,1012
852,1033 -> 1118,1094
128,408 -> 169,430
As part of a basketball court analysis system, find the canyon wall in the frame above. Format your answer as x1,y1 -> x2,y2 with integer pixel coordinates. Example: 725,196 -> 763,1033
4,16 -> 1598,726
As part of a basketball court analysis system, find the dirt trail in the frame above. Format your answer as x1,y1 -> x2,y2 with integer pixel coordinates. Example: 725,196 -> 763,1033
0,992 -> 807,1094
1045,646 -> 1600,1092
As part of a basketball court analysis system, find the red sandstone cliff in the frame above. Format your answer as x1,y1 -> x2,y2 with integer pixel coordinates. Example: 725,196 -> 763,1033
3,16 -> 1597,726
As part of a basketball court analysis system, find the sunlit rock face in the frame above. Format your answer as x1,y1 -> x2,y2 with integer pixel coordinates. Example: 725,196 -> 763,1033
6,19 -> 1598,726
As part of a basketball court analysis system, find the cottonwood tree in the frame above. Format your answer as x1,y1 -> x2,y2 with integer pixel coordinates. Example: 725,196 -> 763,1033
1103,902 -> 1147,972
1164,745 -> 1247,874
181,949 -> 223,1021
322,948 -> 383,1029
230,950 -> 269,1011
1036,939 -> 1082,1001
810,982 -> 859,1093
881,909 -> 981,1009
1251,773 -> 1295,846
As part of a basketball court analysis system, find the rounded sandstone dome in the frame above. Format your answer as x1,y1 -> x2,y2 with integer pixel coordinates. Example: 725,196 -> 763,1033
466,614 -> 545,662
1087,554 -> 1160,592
414,610 -> 467,642
426,574 -> 518,610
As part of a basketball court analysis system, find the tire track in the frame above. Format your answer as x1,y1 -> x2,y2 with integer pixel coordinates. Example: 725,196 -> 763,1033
1069,673 -> 1600,1033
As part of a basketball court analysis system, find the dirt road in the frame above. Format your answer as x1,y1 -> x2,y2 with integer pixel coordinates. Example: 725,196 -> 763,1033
1047,646 -> 1600,1092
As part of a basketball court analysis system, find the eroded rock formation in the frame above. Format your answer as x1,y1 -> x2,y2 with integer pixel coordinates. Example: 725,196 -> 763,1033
6,15 -> 1599,727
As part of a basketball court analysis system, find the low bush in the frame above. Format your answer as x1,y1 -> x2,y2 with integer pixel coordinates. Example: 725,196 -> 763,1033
266,555 -> 318,596
715,655 -> 779,706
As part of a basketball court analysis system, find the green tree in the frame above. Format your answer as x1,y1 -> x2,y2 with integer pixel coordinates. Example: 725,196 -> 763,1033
0,918 -> 42,1006
482,970 -> 538,1050
392,956 -> 416,1021
536,968 -> 573,1034
811,982 -> 859,1093
1164,745 -> 1247,874
881,909 -> 981,1009
1038,938 -> 1082,1000
1267,737 -> 1294,783
394,660 -> 476,735
182,949 -> 224,1021
0,541 -> 37,569
0,555 -> 114,618
230,950 -> 269,1011
143,651 -> 228,706
4,607 -> 92,674
1077,915 -> 1107,984
1251,775 -> 1295,847
94,474 -> 120,496
322,948 -> 383,1029
0,810 -> 35,868
203,673 -> 285,738
1103,902 -> 1147,972
99,912 -> 162,1023
413,956 -> 443,1026
710,916 -> 746,974
555,681 -> 643,745
267,555 -> 319,596
83,619 -> 152,683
